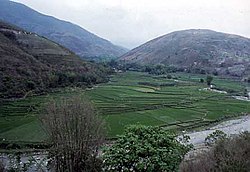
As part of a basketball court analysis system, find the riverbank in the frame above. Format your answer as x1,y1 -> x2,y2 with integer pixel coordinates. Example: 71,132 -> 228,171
187,114 -> 250,146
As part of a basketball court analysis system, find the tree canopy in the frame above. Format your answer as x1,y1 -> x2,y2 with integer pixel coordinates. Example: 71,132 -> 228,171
103,125 -> 192,172
206,75 -> 213,86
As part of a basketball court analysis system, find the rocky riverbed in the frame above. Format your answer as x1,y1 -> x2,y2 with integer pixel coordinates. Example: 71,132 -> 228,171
187,115 -> 250,146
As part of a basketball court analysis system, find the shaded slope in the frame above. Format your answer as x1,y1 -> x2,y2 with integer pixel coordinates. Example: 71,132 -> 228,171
0,21 -> 111,98
0,0 -> 127,59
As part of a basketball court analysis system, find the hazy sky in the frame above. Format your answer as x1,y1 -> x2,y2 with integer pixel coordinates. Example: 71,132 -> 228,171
13,0 -> 250,49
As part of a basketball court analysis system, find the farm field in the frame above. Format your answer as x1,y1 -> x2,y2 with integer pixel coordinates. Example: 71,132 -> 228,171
0,72 -> 249,143
85,72 -> 250,136
0,89 -> 84,143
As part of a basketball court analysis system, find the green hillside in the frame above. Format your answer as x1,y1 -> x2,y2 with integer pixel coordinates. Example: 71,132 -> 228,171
0,21 -> 111,99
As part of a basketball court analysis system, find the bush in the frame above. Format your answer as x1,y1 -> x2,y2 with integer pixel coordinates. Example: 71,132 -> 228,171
206,75 -> 213,86
40,96 -> 106,172
103,125 -> 192,172
205,130 -> 227,146
167,74 -> 172,79
180,132 -> 250,172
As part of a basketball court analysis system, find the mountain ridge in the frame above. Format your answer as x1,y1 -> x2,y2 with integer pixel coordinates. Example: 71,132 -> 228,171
120,29 -> 250,77
0,0 -> 128,59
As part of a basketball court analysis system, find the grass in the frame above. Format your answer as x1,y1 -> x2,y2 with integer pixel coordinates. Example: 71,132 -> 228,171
0,72 -> 249,143
85,72 -> 250,136
0,88 -> 84,143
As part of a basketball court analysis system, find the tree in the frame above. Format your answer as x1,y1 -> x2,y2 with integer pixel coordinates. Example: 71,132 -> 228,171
206,75 -> 213,86
247,76 -> 250,83
103,125 -> 192,172
108,59 -> 118,68
205,130 -> 227,146
167,74 -> 172,79
40,96 -> 106,172
243,89 -> 249,98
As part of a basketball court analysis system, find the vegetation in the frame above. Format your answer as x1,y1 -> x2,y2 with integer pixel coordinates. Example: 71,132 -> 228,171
144,64 -> 179,75
206,75 -> 213,86
0,88 -> 83,145
103,125 -> 192,172
0,72 -> 249,143
40,96 -> 105,171
205,130 -> 227,146
120,29 -> 250,78
1,3 -> 250,170
0,21 -> 113,99
86,72 -> 249,136
106,62 -> 181,74
0,0 -> 127,60
243,76 -> 250,83
180,132 -> 250,172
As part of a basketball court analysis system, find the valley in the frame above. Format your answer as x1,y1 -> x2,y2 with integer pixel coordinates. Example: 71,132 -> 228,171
1,71 -> 249,145
86,72 -> 250,136
0,0 -> 249,171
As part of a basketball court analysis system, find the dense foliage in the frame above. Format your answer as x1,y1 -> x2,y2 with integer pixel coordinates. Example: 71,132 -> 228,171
206,75 -> 213,86
108,61 -> 181,74
0,21 -> 113,99
106,60 -> 218,76
103,125 -> 192,172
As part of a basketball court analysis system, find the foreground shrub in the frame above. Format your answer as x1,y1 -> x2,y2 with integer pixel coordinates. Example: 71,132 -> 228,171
103,125 -> 192,172
180,132 -> 250,172
205,130 -> 227,146
40,96 -> 106,172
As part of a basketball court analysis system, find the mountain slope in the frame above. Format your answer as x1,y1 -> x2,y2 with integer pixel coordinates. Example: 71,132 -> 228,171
0,21 -> 110,99
0,0 -> 127,59
121,29 -> 250,77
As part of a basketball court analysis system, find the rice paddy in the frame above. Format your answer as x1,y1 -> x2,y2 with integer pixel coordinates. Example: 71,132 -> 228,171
0,72 -> 249,142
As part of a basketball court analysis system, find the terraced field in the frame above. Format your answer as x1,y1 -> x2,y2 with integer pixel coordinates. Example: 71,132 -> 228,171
85,72 -> 250,136
0,89 -> 83,143
0,72 -> 249,142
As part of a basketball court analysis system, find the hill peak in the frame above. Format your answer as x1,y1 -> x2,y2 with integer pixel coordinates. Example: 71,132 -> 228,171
0,0 -> 128,59
121,29 -> 250,77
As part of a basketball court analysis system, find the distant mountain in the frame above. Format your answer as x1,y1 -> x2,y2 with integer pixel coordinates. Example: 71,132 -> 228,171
0,21 -> 111,99
121,29 -> 250,77
0,0 -> 128,59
